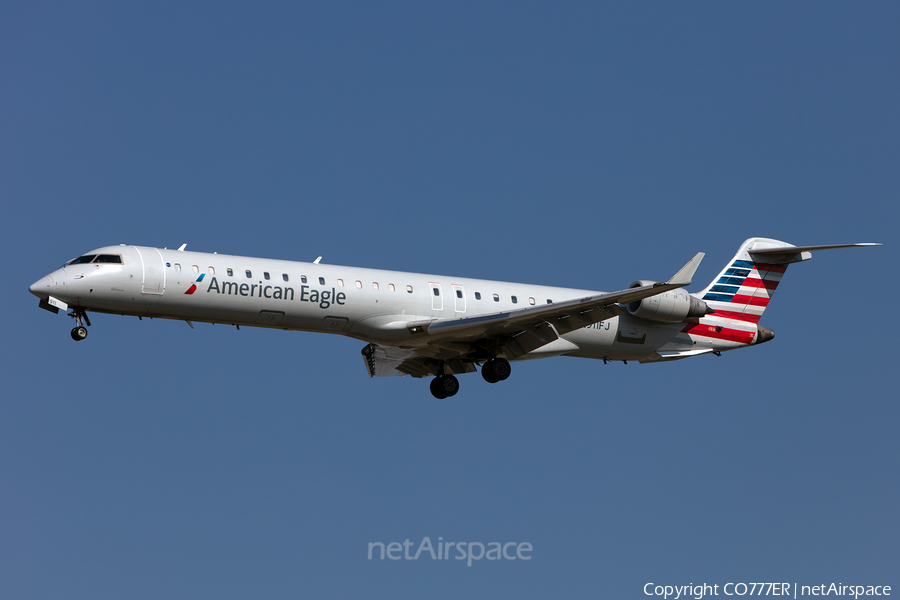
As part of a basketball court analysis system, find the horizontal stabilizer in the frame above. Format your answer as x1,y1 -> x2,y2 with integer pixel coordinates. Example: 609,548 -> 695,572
750,243 -> 881,254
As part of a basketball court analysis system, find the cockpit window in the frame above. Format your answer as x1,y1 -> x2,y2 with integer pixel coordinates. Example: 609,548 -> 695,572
66,254 -> 123,265
67,255 -> 97,265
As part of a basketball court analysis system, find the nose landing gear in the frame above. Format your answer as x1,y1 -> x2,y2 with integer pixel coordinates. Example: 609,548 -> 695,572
69,309 -> 91,341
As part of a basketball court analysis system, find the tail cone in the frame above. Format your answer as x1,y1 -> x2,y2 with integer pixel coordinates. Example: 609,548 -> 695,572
754,325 -> 775,345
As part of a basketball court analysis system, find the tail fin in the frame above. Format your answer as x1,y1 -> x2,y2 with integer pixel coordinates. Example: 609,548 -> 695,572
679,238 -> 789,347
695,237 -> 790,325
687,238 -> 880,347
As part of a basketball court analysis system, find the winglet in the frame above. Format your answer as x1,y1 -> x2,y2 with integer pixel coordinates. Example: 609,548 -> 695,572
666,252 -> 704,286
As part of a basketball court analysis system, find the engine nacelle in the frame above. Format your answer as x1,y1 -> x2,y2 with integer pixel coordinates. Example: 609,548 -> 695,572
627,281 -> 711,323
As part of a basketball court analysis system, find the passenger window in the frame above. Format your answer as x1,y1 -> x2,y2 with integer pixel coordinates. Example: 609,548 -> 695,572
475,292 -> 481,300
511,295 -> 518,304
264,272 -> 270,280
388,283 -> 395,292
227,268 -> 233,277
356,281 -> 362,289
319,277 -> 325,285
547,299 -> 553,304
493,294 -> 499,302
209,267 -> 215,275
373,282 -> 379,291
456,290 -> 463,298
301,275 -> 308,284
433,288 -> 440,296
192,265 -> 199,273
282,274 -> 289,282
245,270 -> 252,278
406,285 -> 413,293
337,279 -> 344,287
529,297 -> 535,305
175,263 -> 182,272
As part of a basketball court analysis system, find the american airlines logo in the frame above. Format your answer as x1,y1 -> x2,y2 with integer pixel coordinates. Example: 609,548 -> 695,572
184,273 -> 205,295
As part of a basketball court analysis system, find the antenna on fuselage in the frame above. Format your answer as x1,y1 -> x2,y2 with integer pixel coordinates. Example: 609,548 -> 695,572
177,243 -> 187,251
313,256 -> 322,264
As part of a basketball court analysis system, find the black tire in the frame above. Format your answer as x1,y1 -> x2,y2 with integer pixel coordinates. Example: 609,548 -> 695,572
493,358 -> 511,381
430,377 -> 449,399
481,360 -> 500,384
71,326 -> 88,341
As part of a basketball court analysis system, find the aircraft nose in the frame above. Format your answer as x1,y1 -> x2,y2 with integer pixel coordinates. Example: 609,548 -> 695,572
29,276 -> 52,299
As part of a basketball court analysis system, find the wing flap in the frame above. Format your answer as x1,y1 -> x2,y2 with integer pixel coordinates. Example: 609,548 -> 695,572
361,344 -> 425,377
362,343 -> 479,378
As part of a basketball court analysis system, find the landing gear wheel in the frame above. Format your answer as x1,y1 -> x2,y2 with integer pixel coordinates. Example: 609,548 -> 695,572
430,377 -> 447,399
430,375 -> 459,399
69,309 -> 91,341
481,358 -> 511,383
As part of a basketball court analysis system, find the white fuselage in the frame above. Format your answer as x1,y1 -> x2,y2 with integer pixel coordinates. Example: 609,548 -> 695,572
30,245 -> 746,365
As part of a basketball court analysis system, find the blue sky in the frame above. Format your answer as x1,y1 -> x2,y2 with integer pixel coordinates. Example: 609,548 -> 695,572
2,2 -> 898,598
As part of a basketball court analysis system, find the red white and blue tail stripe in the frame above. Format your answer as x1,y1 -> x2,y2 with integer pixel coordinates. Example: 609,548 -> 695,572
683,238 -> 789,347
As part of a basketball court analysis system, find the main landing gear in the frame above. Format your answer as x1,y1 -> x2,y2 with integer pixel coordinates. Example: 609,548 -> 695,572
428,358 -> 512,398
481,358 -> 511,384
69,308 -> 91,341
430,374 -> 459,399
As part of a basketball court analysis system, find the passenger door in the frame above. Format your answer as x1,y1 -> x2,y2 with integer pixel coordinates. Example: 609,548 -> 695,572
135,247 -> 166,295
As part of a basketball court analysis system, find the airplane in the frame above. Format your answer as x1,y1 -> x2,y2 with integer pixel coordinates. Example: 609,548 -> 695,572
29,238 -> 879,398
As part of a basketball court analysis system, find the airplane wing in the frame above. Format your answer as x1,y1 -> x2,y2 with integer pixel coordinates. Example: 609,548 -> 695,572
362,252 -> 705,376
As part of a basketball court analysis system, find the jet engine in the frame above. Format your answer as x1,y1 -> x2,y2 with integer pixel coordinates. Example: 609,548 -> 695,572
626,280 -> 712,323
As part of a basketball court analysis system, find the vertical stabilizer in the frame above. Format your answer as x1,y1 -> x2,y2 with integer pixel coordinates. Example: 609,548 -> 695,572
684,238 -> 792,347
695,238 -> 791,325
